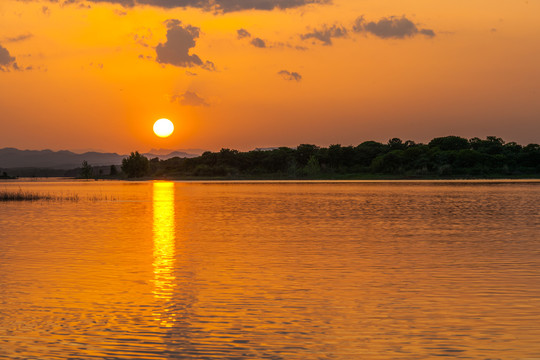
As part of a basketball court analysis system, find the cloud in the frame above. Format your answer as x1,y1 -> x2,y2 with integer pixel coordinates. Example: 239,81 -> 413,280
419,28 -> 435,37
237,28 -> 251,39
56,0 -> 328,12
4,34 -> 33,43
155,19 -> 214,70
0,44 -> 19,72
250,37 -> 266,48
133,28 -> 153,47
300,24 -> 347,46
172,91 -> 209,107
353,16 -> 435,39
278,70 -> 302,82
237,29 -> 272,48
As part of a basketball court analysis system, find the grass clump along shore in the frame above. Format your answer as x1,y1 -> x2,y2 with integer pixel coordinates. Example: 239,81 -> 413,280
0,189 -> 79,202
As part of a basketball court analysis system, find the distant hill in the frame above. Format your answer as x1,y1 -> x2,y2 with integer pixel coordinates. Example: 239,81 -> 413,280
147,148 -> 207,156
0,148 -> 201,170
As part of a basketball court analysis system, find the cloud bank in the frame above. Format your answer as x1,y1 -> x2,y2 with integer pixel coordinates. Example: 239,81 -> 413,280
300,16 -> 435,46
53,0 -> 328,13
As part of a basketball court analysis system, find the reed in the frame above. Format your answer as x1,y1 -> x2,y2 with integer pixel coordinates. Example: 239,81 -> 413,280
0,189 -> 78,202
1,189 -> 50,201
0,189 -> 118,202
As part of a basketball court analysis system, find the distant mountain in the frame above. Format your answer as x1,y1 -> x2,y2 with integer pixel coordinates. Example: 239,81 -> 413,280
0,148 -> 200,170
147,148 -> 207,156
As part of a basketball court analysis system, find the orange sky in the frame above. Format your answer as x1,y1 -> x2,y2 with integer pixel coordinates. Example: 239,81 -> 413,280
1,0 -> 539,153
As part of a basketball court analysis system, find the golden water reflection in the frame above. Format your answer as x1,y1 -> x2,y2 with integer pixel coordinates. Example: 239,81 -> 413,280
152,182 -> 176,327
2,181 -> 540,359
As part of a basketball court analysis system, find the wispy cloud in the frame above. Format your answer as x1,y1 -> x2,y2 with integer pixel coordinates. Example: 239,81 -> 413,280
4,34 -> 33,43
300,24 -> 347,46
172,91 -> 210,107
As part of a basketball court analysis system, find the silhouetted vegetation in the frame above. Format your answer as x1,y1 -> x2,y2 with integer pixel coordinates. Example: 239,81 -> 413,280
122,151 -> 149,178
80,160 -> 93,179
0,189 -> 118,202
0,189 -> 79,202
124,136 -> 540,179
1,171 -> 16,179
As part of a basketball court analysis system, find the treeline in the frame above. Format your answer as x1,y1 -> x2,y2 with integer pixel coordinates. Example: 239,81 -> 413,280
120,136 -> 540,179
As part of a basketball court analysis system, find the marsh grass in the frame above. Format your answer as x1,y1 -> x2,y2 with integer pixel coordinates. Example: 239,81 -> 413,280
1,189 -> 117,202
87,193 -> 118,202
0,189 -> 77,202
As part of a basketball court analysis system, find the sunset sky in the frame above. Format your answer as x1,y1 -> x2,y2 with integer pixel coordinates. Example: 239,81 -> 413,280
1,0 -> 539,153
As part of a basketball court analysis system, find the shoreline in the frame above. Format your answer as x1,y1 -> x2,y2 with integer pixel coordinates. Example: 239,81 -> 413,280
2,175 -> 540,182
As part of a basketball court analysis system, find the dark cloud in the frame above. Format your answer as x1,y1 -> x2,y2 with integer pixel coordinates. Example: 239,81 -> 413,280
419,28 -> 435,37
0,44 -> 19,72
55,0 -> 328,12
214,0 -> 327,12
155,19 -> 214,70
300,24 -> 347,46
278,70 -> 301,82
237,28 -> 251,39
251,37 -> 266,48
353,16 -> 435,39
172,91 -> 209,107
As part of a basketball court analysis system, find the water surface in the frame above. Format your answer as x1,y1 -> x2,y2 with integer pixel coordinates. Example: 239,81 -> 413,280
1,180 -> 539,359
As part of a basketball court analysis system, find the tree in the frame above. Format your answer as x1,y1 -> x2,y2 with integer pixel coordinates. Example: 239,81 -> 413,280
428,136 -> 470,151
387,138 -> 405,151
121,151 -> 149,178
110,165 -> 118,176
469,136 -> 504,154
303,155 -> 321,177
355,141 -> 385,167
80,160 -> 93,179
295,144 -> 319,167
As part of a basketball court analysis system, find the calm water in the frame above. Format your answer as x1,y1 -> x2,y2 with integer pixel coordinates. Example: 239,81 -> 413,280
1,180 -> 539,359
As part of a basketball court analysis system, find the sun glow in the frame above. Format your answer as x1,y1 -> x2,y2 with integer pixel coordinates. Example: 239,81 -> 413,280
153,118 -> 174,138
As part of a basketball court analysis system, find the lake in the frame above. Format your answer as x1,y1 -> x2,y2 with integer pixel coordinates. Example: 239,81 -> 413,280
1,180 -> 539,359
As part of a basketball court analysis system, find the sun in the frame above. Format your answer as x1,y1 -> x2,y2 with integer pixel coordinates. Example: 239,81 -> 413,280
153,118 -> 174,138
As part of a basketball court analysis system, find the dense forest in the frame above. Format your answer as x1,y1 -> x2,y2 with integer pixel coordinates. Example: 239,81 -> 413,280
117,136 -> 540,179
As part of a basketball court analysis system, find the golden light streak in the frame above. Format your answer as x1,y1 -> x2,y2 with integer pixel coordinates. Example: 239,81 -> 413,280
152,181 -> 176,327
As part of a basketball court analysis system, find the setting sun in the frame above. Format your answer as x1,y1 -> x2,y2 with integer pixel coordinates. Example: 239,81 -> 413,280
153,119 -> 174,138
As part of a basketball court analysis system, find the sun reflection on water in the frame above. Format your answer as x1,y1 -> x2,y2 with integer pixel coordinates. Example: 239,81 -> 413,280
152,181 -> 176,327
